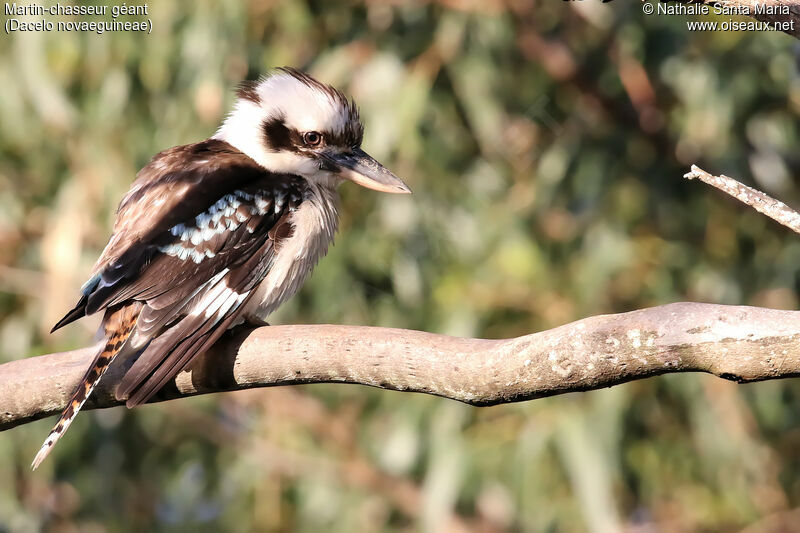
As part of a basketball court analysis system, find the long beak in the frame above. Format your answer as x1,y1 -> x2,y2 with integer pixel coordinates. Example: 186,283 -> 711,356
324,148 -> 411,194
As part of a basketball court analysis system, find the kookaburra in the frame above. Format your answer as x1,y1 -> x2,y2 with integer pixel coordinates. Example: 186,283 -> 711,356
33,67 -> 410,469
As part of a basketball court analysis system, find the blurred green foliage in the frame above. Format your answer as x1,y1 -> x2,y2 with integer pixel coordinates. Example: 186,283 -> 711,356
1,1 -> 799,531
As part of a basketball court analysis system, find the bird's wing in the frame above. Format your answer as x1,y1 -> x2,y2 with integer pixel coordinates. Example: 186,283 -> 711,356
114,197 -> 299,408
52,139 -> 307,406
98,139 -> 280,274
53,139 -> 296,329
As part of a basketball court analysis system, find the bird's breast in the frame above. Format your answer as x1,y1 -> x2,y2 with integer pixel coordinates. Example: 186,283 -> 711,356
245,184 -> 339,320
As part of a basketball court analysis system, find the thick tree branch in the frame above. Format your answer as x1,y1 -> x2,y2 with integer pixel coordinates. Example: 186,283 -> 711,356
2,302 -> 799,431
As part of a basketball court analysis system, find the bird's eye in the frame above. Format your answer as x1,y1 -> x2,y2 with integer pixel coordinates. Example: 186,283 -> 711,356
303,131 -> 322,146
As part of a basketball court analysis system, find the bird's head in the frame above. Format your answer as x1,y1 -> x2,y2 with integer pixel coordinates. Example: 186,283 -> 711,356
214,67 -> 410,194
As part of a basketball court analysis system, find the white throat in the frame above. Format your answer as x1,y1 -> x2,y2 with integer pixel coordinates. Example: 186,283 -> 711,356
245,181 -> 340,320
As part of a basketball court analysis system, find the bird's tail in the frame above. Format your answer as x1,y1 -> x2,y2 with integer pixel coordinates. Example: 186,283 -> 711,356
32,304 -> 139,470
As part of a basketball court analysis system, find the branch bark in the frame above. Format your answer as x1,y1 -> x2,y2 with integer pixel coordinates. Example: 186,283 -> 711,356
670,0 -> 800,39
2,302 -> 799,431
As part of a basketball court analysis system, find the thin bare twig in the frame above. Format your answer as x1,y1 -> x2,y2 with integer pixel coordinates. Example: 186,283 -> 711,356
684,164 -> 800,234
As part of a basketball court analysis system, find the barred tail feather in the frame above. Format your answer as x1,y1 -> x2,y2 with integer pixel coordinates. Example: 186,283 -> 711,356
32,305 -> 139,470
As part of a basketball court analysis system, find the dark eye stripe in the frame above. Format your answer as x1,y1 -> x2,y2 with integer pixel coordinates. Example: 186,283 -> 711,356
262,116 -> 302,153
262,115 -> 363,152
